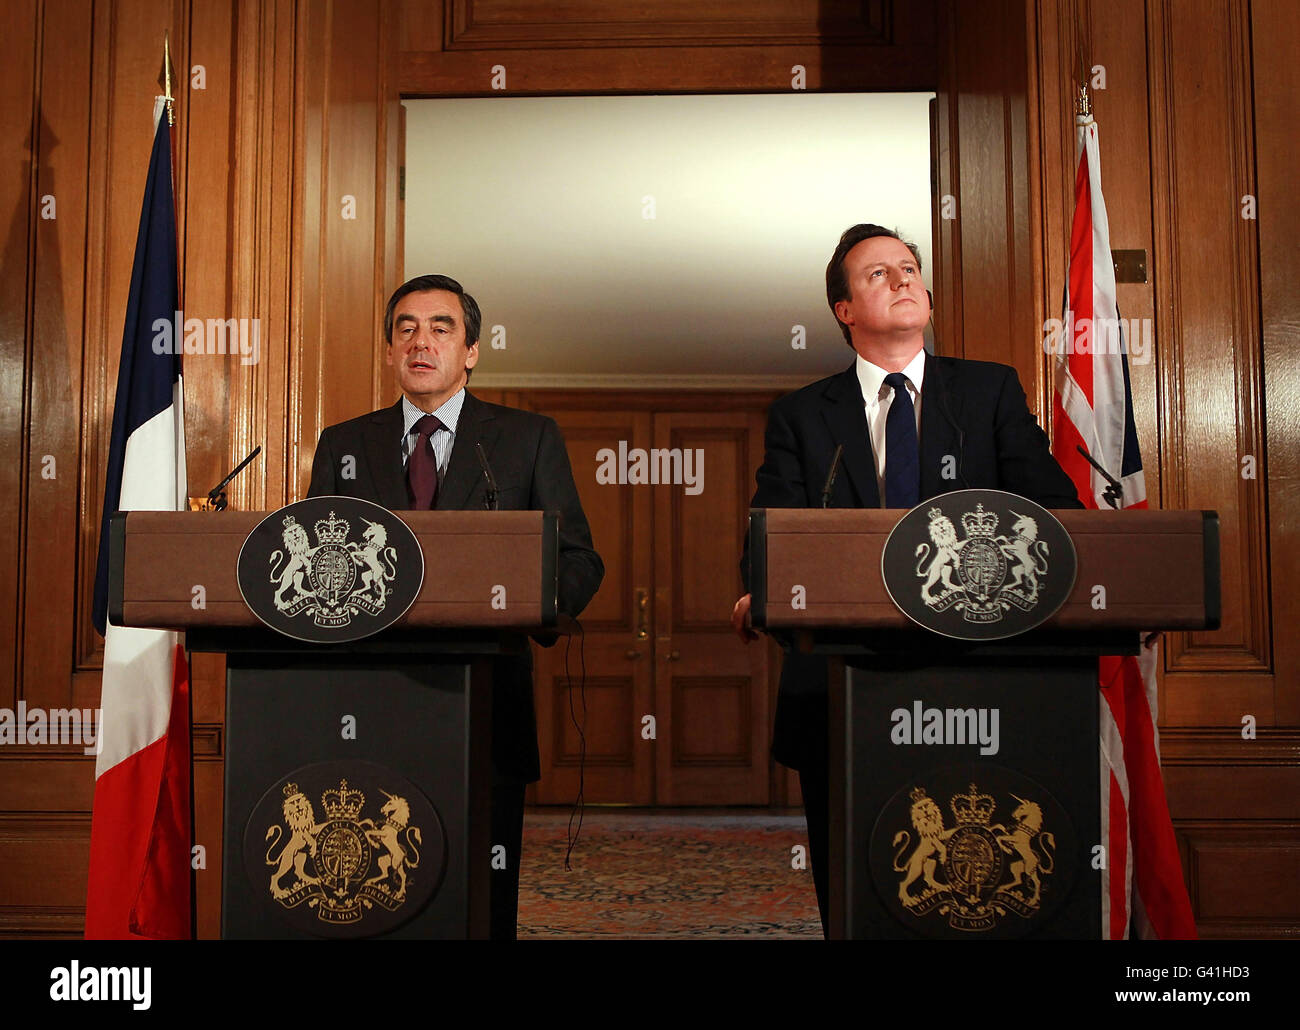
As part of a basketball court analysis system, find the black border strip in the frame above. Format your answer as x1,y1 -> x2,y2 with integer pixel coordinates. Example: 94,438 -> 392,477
1202,510 -> 1221,631
749,508 -> 767,628
108,511 -> 127,628
540,510 -> 558,627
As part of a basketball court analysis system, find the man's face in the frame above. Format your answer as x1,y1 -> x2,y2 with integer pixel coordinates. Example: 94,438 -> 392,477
833,236 -> 930,350
385,289 -> 479,408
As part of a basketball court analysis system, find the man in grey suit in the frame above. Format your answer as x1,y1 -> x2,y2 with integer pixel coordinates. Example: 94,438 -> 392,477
308,274 -> 603,938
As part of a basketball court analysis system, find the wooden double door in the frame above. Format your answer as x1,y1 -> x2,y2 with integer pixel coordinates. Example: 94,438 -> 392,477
482,392 -> 774,805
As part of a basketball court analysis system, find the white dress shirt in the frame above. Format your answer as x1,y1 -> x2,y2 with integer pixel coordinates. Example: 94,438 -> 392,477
401,389 -> 466,478
855,348 -> 926,506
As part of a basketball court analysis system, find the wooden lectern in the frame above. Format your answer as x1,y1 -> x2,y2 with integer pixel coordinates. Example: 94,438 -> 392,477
749,507 -> 1219,939
110,509 -> 560,939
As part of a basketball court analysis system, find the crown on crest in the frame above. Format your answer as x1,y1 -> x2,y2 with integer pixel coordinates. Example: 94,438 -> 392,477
282,515 -> 299,530
951,782 -> 996,825
926,507 -> 945,522
322,778 -> 365,820
315,511 -> 350,544
961,504 -> 998,538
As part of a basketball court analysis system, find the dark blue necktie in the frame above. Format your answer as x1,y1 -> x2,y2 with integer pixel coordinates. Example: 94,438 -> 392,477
883,372 -> 919,508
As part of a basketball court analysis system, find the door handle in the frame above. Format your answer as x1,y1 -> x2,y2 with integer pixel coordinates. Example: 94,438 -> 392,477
635,587 -> 649,640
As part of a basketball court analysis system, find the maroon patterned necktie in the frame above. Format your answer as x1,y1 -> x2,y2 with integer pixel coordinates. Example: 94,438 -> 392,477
407,413 -> 444,509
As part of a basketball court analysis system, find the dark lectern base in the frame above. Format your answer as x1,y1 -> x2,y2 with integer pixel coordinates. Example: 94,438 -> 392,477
216,643 -> 494,940
829,653 -> 1103,940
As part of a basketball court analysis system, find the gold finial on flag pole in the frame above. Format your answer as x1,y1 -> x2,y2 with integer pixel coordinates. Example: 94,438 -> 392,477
157,31 -> 176,125
1071,41 -> 1092,118
1075,39 -> 1092,119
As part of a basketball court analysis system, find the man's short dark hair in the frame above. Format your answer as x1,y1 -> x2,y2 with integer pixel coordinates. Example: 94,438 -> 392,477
825,224 -> 923,347
383,274 -> 482,347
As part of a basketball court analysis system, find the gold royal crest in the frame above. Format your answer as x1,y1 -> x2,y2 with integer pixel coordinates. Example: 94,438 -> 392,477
264,778 -> 422,924
891,782 -> 1056,932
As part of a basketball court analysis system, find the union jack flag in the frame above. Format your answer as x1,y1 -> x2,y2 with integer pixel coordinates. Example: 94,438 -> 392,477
1050,96 -> 1197,940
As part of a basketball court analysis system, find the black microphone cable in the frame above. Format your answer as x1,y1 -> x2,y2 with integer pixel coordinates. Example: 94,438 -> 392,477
563,618 -> 587,871
932,375 -> 969,490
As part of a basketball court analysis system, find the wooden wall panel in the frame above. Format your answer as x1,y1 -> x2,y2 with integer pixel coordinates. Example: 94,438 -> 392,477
294,0 -> 403,497
0,816 -> 91,908
9,29 -> 97,936
182,0 -> 236,510
446,0 -> 892,48
1177,822 -> 1300,938
1254,0 -> 1300,729
1,0 -> 1294,940
194,747 -> 223,938
1151,0 -> 1267,680
305,0 -> 378,446
22,0 -> 95,718
1,0 -> 38,712
0,7 -> 39,672
401,0 -> 937,94
229,0 -> 298,514
934,0 -> 1038,404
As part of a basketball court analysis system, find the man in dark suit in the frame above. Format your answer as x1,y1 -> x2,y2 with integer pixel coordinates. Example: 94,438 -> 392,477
732,224 -> 1082,935
308,273 -> 603,939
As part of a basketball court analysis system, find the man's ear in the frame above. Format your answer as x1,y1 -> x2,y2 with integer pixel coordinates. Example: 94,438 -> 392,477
464,340 -> 480,371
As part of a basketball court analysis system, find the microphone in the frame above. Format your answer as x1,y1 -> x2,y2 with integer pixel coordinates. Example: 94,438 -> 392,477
931,376 -> 968,489
821,444 -> 844,508
206,445 -> 262,511
1075,445 -> 1123,509
475,442 -> 499,511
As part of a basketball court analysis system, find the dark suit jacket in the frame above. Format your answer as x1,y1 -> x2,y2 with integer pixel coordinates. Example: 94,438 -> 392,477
743,354 -> 1084,771
308,391 -> 604,783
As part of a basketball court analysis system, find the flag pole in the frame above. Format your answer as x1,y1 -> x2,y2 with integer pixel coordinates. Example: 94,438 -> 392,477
158,28 -> 195,939
157,32 -> 176,125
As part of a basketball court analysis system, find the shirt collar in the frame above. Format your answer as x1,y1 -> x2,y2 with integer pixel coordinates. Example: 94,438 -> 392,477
401,388 -> 466,438
855,347 -> 927,402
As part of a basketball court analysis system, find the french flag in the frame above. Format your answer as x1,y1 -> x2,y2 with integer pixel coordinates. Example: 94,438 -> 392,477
86,97 -> 192,940
1051,103 -> 1196,940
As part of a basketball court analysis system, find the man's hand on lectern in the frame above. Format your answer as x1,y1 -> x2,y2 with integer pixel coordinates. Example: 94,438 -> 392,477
731,593 -> 758,643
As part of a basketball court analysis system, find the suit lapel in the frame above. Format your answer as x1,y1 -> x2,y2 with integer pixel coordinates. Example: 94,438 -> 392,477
821,364 -> 880,508
436,391 -> 499,511
919,353 -> 962,501
361,401 -> 410,510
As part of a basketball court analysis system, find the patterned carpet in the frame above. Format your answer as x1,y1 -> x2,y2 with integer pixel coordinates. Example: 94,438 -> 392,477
518,809 -> 823,939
